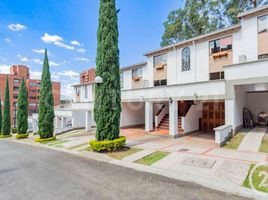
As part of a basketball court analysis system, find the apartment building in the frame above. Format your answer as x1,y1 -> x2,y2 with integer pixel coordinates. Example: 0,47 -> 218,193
54,5 -> 268,146
0,65 -> 61,126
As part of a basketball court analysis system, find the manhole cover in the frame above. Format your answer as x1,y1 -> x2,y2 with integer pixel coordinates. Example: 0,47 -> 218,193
181,157 -> 216,169
178,148 -> 190,152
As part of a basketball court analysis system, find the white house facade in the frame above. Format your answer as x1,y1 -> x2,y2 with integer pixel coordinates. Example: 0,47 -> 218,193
52,5 -> 268,146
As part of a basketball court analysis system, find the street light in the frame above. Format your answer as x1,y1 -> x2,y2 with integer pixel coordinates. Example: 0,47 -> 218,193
95,76 -> 103,84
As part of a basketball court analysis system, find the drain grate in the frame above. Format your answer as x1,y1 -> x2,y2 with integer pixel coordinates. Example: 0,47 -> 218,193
181,157 -> 216,169
178,148 -> 190,152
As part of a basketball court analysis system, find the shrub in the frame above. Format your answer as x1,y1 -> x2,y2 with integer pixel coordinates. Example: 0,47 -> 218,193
12,128 -> 17,134
35,136 -> 56,143
16,133 -> 29,139
0,134 -> 12,138
89,136 -> 126,152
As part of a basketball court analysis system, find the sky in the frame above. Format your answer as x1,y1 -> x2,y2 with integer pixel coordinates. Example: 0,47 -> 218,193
0,0 -> 182,99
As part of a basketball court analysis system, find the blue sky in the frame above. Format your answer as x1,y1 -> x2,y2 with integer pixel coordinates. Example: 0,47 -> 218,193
0,0 -> 181,98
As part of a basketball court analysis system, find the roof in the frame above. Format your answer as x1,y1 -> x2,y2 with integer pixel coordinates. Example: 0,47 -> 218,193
238,4 -> 268,18
143,24 -> 241,56
120,62 -> 147,71
72,81 -> 94,87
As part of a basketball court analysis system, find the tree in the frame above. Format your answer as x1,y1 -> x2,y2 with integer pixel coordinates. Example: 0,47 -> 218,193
38,49 -> 54,139
94,0 -> 121,141
161,0 -> 268,47
17,79 -> 28,134
2,77 -> 10,135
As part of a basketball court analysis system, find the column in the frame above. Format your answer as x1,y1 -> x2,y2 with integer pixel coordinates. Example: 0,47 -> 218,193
145,101 -> 153,132
33,119 -> 38,133
225,99 -> 235,135
60,117 -> 65,129
85,111 -> 92,131
169,100 -> 178,137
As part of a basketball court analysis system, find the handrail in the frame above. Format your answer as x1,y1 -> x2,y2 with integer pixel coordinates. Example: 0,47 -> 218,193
156,105 -> 166,116
155,105 -> 168,128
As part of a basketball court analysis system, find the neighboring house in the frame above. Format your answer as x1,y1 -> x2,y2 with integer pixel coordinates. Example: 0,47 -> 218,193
53,5 -> 268,145
0,65 -> 61,127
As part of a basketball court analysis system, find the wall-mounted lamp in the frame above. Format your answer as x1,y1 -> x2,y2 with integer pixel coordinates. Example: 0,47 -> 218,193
169,97 -> 173,104
95,76 -> 103,84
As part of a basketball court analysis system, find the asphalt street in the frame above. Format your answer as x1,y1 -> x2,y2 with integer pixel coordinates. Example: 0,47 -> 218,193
0,141 -> 251,200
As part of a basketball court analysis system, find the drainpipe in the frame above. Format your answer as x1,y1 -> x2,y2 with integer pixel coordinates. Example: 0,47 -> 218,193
192,41 -> 197,82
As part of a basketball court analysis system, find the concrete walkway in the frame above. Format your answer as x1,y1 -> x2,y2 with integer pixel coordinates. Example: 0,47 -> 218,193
238,127 -> 266,152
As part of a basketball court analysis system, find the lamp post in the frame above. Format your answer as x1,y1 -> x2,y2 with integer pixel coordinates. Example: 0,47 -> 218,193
95,76 -> 103,84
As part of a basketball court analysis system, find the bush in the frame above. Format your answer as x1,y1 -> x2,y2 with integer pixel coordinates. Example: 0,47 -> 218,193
89,136 -> 126,152
12,128 -> 17,134
0,134 -> 12,138
35,136 -> 56,143
16,133 -> 29,139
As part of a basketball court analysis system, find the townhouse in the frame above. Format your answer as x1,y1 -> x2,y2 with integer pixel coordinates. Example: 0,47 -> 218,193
52,5 -> 268,145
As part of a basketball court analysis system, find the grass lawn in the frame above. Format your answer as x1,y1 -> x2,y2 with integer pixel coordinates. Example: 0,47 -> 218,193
106,148 -> 143,160
259,135 -> 268,153
244,164 -> 268,193
135,151 -> 170,166
224,133 -> 245,149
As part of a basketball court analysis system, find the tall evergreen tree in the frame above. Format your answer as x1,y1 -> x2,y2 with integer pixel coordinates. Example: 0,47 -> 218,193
0,96 -> 2,133
161,0 -> 268,47
17,79 -> 28,134
94,0 -> 121,141
38,49 -> 55,139
2,77 -> 10,135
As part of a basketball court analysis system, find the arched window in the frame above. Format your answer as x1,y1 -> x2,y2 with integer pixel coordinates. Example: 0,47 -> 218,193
182,47 -> 190,71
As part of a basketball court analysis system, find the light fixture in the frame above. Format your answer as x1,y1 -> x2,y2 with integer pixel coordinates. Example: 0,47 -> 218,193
95,76 -> 103,84
169,97 -> 173,104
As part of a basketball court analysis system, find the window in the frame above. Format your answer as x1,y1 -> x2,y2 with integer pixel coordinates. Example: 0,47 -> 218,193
30,82 -> 40,87
182,47 -> 191,71
13,86 -> 19,91
154,79 -> 167,86
210,72 -> 224,80
259,54 -> 268,60
75,87 -> 80,95
132,67 -> 142,79
209,37 -> 232,54
13,79 -> 20,84
258,15 -> 268,33
29,96 -> 36,100
85,85 -> 88,98
154,54 -> 167,69
120,72 -> 123,89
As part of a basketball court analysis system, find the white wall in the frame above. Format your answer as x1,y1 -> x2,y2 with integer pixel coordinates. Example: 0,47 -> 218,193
247,92 -> 268,116
234,86 -> 247,129
120,102 -> 145,127
182,104 -> 202,133
122,70 -> 132,90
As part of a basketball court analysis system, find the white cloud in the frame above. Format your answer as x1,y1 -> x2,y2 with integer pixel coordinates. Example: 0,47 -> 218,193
57,70 -> 79,77
41,33 -> 75,50
20,57 -> 28,62
71,40 -> 81,46
32,58 -> 43,65
50,61 -> 60,66
54,41 -> 75,50
77,48 -> 86,53
32,49 -> 50,55
0,64 -> 10,74
41,33 -> 62,43
8,23 -> 27,31
75,57 -> 90,62
4,38 -> 12,43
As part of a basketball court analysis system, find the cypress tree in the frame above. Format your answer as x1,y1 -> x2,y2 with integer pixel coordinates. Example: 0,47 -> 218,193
38,49 -> 54,139
17,79 -> 28,134
2,77 -> 10,135
94,0 -> 121,141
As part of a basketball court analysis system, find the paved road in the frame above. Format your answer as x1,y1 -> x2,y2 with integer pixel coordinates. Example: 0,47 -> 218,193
0,141 -> 251,200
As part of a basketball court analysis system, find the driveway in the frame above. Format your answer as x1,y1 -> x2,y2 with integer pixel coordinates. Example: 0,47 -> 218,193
0,141 -> 249,200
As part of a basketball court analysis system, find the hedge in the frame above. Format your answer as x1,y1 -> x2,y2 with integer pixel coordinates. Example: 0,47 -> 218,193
16,133 -> 29,139
89,136 -> 126,152
0,134 -> 12,138
35,136 -> 56,143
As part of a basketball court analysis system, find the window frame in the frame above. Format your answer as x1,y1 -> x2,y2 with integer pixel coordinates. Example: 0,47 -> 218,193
132,67 -> 143,79
209,36 -> 233,55
153,54 -> 167,69
181,47 -> 191,72
258,14 -> 268,34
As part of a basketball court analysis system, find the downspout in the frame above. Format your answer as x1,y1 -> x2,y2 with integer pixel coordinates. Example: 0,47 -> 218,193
192,40 -> 197,82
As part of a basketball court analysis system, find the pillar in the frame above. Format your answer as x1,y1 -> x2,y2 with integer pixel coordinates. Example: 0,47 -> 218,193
85,111 -> 92,131
225,99 -> 235,135
169,100 -> 178,137
145,101 -> 153,132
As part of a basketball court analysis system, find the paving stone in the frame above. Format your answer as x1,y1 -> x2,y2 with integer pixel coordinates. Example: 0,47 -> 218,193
181,157 -> 216,169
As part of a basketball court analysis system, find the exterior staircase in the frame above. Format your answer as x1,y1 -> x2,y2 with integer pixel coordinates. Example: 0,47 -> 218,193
157,114 -> 184,135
